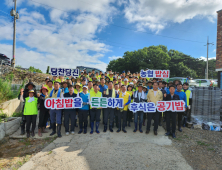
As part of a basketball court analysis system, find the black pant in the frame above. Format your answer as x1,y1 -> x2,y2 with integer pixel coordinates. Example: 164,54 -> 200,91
127,110 -> 133,123
146,112 -> 159,131
90,109 -> 101,122
165,112 -> 177,133
104,108 -> 114,126
118,110 -> 127,130
177,112 -> 183,128
38,110 -> 49,129
64,110 -> 76,132
79,110 -> 88,128
26,115 -> 37,132
115,108 -> 118,126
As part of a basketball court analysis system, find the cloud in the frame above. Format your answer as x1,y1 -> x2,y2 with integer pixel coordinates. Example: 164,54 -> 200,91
199,56 -> 216,61
0,0 -> 119,72
213,49 -> 216,52
122,0 -> 222,33
108,55 -> 122,60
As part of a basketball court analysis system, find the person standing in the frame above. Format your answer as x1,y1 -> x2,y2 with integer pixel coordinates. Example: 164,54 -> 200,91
116,85 -> 131,133
182,82 -> 192,123
37,87 -> 49,137
165,85 -> 180,138
18,81 -> 37,135
103,81 -> 115,132
174,83 -> 187,132
49,81 -> 63,138
133,83 -> 146,133
64,85 -> 77,136
89,84 -> 102,134
20,90 -> 39,138
158,81 -> 167,126
79,86 -> 90,134
126,85 -> 134,127
146,82 -> 163,135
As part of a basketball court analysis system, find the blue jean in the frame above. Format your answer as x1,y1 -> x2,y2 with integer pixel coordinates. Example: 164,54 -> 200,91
50,109 -> 62,124
134,111 -> 144,124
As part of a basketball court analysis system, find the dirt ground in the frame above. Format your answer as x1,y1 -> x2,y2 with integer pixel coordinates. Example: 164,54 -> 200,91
0,136 -> 56,170
162,122 -> 222,170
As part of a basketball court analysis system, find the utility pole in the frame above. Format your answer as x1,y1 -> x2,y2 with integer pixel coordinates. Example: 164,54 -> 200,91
205,36 -> 214,79
10,0 -> 19,68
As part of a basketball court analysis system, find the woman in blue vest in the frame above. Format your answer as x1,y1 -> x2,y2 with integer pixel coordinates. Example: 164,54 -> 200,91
20,89 -> 39,138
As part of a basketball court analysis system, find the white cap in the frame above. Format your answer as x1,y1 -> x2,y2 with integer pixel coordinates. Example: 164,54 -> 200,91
118,77 -> 121,79
129,82 -> 134,85
124,78 -> 128,81
81,71 -> 84,73
83,85 -> 88,89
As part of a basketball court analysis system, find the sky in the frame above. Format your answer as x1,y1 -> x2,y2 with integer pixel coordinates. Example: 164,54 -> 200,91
0,0 -> 222,73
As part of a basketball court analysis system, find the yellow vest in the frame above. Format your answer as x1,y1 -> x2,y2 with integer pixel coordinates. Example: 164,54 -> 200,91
105,88 -> 116,98
57,79 -> 61,83
182,89 -> 191,106
119,92 -> 130,111
89,90 -> 102,109
24,97 -> 38,115
74,89 -> 82,94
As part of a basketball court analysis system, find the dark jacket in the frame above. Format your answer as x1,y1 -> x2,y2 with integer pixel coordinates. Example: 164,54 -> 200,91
64,93 -> 77,112
160,88 -> 167,100
38,94 -> 49,113
165,94 -> 180,101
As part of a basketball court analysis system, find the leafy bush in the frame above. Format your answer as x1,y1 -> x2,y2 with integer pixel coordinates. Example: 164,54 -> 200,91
28,66 -> 42,73
12,112 -> 23,117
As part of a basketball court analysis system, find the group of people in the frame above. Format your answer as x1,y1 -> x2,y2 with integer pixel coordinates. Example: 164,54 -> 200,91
18,69 -> 192,138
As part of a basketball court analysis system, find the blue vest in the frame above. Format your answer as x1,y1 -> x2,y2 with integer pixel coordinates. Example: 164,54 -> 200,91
50,88 -> 61,97
79,92 -> 89,110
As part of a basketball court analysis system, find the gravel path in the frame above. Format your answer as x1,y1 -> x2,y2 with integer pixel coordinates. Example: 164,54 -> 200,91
19,124 -> 192,170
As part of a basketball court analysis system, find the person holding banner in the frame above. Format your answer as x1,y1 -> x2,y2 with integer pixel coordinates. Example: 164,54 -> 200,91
116,85 -> 131,133
165,85 -> 180,138
79,86 -> 90,134
103,81 -> 115,132
133,83 -> 146,133
63,85 -> 77,136
37,87 -> 49,137
174,83 -> 187,132
49,81 -> 63,137
146,82 -> 163,135
89,84 -> 102,134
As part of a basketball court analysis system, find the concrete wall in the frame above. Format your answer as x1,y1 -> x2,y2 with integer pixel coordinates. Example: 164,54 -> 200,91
0,98 -> 23,117
0,117 -> 21,140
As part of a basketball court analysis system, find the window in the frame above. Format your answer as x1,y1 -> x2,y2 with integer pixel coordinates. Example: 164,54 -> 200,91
201,80 -> 207,83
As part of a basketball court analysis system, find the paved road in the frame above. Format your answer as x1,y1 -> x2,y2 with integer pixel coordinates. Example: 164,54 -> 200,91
19,123 -> 192,170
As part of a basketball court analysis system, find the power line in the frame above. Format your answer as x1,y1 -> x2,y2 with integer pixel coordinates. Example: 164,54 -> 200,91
29,0 -> 206,44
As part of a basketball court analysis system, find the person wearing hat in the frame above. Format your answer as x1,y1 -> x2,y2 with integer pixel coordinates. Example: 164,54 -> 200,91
49,81 -> 64,137
63,85 -> 77,136
18,81 -> 37,135
103,81 -> 115,132
146,82 -> 163,135
37,86 -> 49,137
20,89 -> 39,138
79,85 -> 90,134
121,76 -> 125,85
74,83 -> 82,95
126,84 -> 134,127
89,84 -> 102,134
124,78 -> 129,87
132,83 -> 146,133
109,72 -> 114,81
116,85 -> 131,133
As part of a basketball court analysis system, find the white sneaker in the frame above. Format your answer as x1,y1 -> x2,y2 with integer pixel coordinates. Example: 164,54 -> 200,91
71,131 -> 75,135
66,132 -> 69,136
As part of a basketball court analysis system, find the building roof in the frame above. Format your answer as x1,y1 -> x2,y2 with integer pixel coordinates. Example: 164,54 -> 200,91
217,9 -> 222,13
